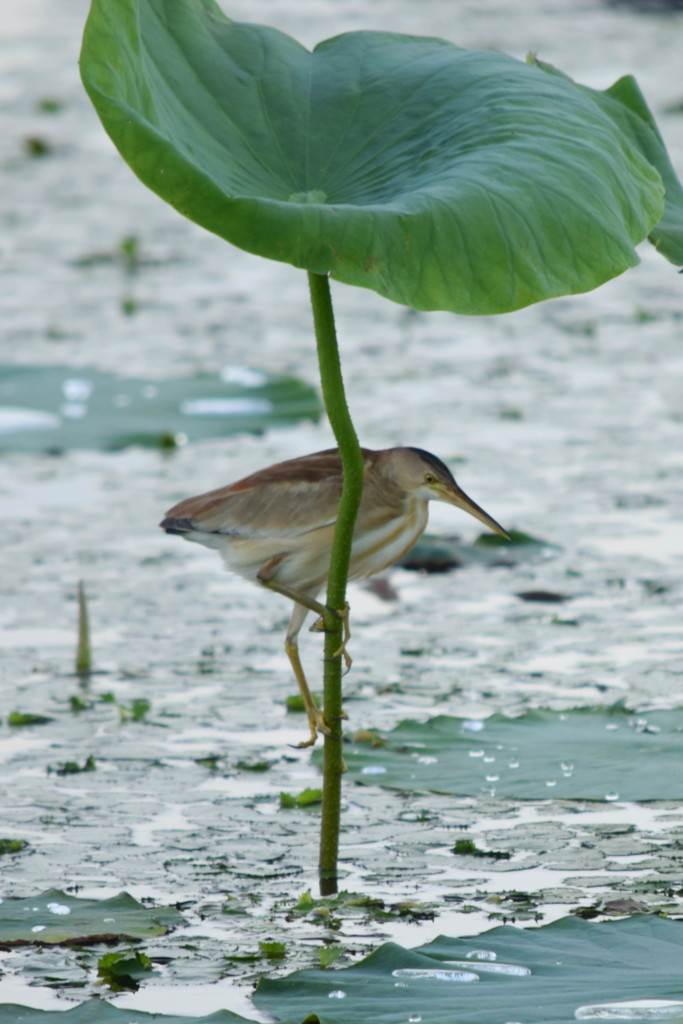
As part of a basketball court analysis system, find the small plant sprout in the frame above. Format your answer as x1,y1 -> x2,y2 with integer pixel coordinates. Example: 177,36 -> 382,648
75,580 -> 91,677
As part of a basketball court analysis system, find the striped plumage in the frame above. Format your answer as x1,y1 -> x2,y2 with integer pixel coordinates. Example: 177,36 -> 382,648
161,446 -> 507,745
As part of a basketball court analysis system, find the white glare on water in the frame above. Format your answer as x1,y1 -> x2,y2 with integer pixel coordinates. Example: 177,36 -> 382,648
180,398 -> 273,416
575,1000 -> 683,1020
443,960 -> 530,976
392,968 -> 479,983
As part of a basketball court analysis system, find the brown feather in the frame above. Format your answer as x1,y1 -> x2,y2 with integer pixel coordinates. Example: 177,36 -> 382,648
162,448 -> 381,538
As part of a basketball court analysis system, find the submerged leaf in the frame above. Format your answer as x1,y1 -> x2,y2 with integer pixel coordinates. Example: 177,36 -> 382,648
0,890 -> 186,946
400,529 -> 559,572
0,365 -> 321,453
255,916 -> 683,1024
336,706 -> 683,801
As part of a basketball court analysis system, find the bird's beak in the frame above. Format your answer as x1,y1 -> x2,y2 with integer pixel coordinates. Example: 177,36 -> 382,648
439,481 -> 510,539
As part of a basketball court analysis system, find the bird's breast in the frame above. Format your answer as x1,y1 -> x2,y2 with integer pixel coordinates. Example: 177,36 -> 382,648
348,499 -> 428,579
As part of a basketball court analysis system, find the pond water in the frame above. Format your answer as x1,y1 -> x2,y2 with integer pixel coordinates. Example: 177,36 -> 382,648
0,0 -> 682,1015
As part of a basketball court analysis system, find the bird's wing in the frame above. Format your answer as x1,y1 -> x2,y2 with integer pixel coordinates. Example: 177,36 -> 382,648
162,449 -> 376,538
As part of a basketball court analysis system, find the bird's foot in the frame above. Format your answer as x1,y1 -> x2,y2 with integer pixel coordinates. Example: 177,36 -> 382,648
309,601 -> 350,631
333,602 -> 352,672
311,604 -> 352,672
294,727 -> 347,773
292,707 -> 343,749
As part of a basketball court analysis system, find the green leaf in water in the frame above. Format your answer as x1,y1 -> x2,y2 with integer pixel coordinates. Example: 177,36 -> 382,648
130,698 -> 151,722
0,365 -> 321,453
280,788 -> 323,809
452,839 -> 510,860
50,756 -> 97,776
236,759 -> 275,772
335,705 -> 683,801
97,949 -> 154,992
69,694 -> 90,712
0,890 -> 186,946
318,945 -> 342,968
255,915 -> 683,1024
259,940 -> 287,960
8,711 -> 53,727
286,692 -> 323,714
0,838 -> 28,855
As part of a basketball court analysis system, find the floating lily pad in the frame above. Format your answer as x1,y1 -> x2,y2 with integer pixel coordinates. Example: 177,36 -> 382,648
334,706 -> 683,801
0,890 -> 186,947
0,365 -> 321,452
254,915 -> 683,1024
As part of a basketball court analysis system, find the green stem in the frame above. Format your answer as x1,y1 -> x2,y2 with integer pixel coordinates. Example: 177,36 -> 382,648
307,271 -> 365,892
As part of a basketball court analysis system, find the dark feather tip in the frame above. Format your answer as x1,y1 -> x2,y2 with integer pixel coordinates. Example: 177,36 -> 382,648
160,517 -> 194,534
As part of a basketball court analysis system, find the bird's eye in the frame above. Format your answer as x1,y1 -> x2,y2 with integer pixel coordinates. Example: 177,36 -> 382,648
424,473 -> 436,485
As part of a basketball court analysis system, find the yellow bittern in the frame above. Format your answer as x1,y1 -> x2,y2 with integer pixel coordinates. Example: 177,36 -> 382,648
160,447 -> 508,745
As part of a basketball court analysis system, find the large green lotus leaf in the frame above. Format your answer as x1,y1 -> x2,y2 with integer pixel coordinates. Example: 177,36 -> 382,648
0,1005 -> 251,1023
0,890 -> 185,946
334,705 -> 683,801
255,916 -> 683,1024
0,365 -> 321,452
80,0 -> 674,315
531,57 -> 683,264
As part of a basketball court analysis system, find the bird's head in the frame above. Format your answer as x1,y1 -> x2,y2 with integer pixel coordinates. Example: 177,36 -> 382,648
388,447 -> 509,539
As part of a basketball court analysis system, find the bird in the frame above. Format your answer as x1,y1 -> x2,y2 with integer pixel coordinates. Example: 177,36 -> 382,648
160,446 -> 508,747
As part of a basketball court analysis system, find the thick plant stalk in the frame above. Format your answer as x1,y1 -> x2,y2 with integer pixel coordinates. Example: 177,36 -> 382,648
307,272 -> 365,891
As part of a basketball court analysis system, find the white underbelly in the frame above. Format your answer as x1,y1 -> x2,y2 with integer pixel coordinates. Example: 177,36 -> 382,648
186,501 -> 428,592
348,502 -> 428,579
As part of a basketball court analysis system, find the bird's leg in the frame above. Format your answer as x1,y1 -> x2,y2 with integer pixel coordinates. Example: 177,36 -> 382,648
257,559 -> 330,620
283,601 -> 333,747
285,640 -> 331,747
257,562 -> 348,632
257,562 -> 349,738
